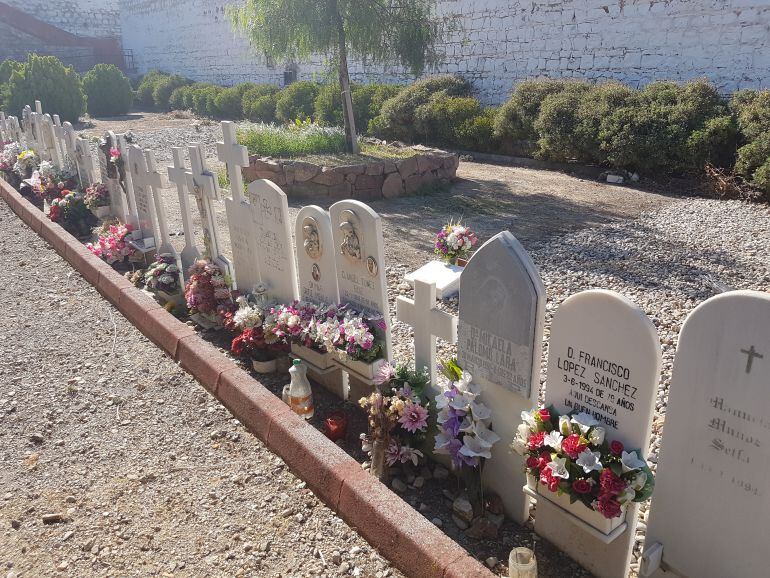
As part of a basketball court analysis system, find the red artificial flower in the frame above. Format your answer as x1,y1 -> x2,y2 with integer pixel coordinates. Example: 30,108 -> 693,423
572,479 -> 592,495
599,469 -> 627,495
538,408 -> 551,422
528,431 -> 545,451
610,440 -> 624,455
596,494 -> 622,519
48,205 -> 60,222
538,451 -> 551,468
561,434 -> 587,459
526,456 -> 540,469
539,466 -> 560,492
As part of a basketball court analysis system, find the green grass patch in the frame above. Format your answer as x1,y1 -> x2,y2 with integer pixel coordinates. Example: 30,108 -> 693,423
238,122 -> 347,157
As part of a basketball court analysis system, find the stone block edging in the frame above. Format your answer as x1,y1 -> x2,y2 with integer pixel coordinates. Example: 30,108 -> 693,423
0,179 -> 492,578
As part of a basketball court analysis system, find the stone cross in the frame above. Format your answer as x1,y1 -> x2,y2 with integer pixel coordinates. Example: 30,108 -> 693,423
144,150 -> 177,258
216,121 -> 249,204
396,278 -> 458,386
127,144 -> 159,251
168,147 -> 201,275
42,114 -> 61,166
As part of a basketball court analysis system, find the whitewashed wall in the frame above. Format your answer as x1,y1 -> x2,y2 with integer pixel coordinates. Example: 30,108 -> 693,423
119,0 -> 770,103
4,0 -> 121,38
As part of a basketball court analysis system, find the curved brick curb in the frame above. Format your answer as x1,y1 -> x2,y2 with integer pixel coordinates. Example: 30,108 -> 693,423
0,179 -> 493,578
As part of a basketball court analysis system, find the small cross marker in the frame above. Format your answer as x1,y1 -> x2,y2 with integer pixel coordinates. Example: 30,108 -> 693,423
740,346 -> 763,374
168,147 -> 201,275
216,121 -> 249,204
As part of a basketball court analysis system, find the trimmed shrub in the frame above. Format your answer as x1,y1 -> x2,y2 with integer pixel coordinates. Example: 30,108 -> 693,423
686,115 -> 738,169
313,82 -> 344,126
533,84 -> 592,161
414,94 -> 482,147
189,84 -> 223,117
353,83 -> 402,134
82,64 -> 133,117
242,85 -> 279,123
275,81 -> 319,123
454,108 -> 498,152
735,135 -> 770,180
752,159 -> 770,194
5,54 -> 85,122
372,75 -> 471,141
135,70 -> 167,108
494,79 -> 575,143
153,74 -> 190,110
213,86 -> 244,119
731,89 -> 770,142
169,85 -> 194,110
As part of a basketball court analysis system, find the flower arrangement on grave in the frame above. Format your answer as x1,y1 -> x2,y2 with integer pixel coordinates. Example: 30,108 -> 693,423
14,149 -> 38,178
34,162 -> 80,204
318,306 -> 387,364
434,220 -> 478,265
514,407 -> 655,520
143,254 -> 181,295
359,363 -> 431,480
0,142 -> 21,174
228,296 -> 289,362
184,260 -> 234,327
48,190 -> 95,237
87,222 -> 136,264
84,183 -> 110,210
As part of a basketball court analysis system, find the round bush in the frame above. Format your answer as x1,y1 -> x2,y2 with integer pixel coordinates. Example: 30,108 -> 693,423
533,86 -> 591,161
82,64 -> 133,117
135,70 -> 167,108
5,54 -> 85,123
314,83 -> 344,126
414,94 -> 482,147
0,59 -> 22,85
494,79 -> 575,143
169,85 -> 194,110
353,84 -> 402,135
213,86 -> 244,119
275,81 -> 320,123
372,75 -> 471,142
751,159 -> 770,195
153,74 -> 190,110
735,135 -> 770,179
242,86 -> 278,123
730,89 -> 770,142
454,108 -> 498,152
686,115 -> 738,170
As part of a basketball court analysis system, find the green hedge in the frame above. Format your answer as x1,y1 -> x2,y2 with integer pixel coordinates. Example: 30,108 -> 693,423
275,81 -> 319,123
82,64 -> 133,117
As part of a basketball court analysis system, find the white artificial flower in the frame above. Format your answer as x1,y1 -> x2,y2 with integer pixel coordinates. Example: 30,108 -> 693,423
547,456 -> 569,479
521,410 -> 537,429
543,431 -> 563,451
589,426 -> 606,446
631,471 -> 648,491
433,431 -> 453,455
576,449 -> 603,473
621,451 -> 646,473
469,400 -> 492,421
616,486 -> 636,505
571,412 -> 599,434
558,415 -> 572,436
511,423 -> 530,455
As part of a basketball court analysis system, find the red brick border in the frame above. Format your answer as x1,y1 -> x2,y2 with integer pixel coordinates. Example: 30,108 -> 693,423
0,179 -> 492,578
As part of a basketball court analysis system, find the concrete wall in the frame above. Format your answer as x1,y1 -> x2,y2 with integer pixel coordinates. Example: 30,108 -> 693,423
118,0 -> 770,103
3,0 -> 121,38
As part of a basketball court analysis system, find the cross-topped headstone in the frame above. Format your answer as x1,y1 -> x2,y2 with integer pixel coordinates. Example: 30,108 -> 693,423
187,143 -> 232,280
397,277 -> 458,387
41,114 -> 62,168
168,147 -> 201,275
216,121 -> 249,204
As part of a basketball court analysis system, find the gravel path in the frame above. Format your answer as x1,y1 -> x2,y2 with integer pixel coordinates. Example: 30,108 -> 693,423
0,200 -> 403,578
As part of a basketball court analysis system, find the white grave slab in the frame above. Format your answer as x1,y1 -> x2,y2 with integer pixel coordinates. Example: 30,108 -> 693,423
21,106 -> 33,149
127,145 -> 159,252
168,148 -> 201,275
295,205 -> 339,305
534,290 -> 661,578
642,291 -> 770,578
247,180 -> 298,304
457,231 -> 545,523
329,199 -> 392,361
404,260 -> 463,299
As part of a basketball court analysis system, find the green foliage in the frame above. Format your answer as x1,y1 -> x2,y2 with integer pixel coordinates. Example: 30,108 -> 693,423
730,89 -> 770,142
0,59 -> 22,85
352,83 -> 402,134
414,94 -> 482,147
169,85 -> 194,110
275,81 -> 319,123
686,115 -> 738,169
372,75 -> 471,141
82,64 -> 133,117
153,74 -> 191,110
735,135 -> 770,179
135,70 -> 167,108
5,54 -> 85,122
454,108 -> 498,152
313,82 -> 344,126
494,79 -> 576,142
237,122 -> 347,157
213,86 -> 244,119
751,159 -> 770,194
188,84 -> 224,117
533,84 -> 592,161
242,85 -> 279,123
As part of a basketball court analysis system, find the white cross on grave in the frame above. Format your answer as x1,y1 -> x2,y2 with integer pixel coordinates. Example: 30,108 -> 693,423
216,121 -> 249,204
396,277 -> 459,387
53,115 -> 66,156
168,147 -> 201,275
144,150 -> 177,259
0,112 -> 6,141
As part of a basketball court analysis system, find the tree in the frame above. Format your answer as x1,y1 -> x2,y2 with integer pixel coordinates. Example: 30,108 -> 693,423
228,0 -> 445,153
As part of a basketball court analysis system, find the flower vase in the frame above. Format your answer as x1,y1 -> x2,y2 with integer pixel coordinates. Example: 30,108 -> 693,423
370,438 -> 389,482
509,548 -> 537,578
252,357 -> 278,373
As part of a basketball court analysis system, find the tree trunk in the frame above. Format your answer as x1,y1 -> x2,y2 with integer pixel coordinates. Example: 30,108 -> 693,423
334,7 -> 360,154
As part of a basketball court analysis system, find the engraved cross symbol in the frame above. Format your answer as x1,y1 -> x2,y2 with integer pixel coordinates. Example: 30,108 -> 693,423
740,346 -> 763,374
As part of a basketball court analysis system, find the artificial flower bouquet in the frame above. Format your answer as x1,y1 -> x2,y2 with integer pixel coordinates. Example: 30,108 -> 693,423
84,183 -> 111,218
143,254 -> 181,296
359,363 -> 431,479
434,220 -> 478,265
184,260 -> 235,329
49,190 -> 95,237
0,142 -> 22,187
87,222 -> 136,264
318,306 -> 388,378
514,407 -> 654,524
13,148 -> 38,178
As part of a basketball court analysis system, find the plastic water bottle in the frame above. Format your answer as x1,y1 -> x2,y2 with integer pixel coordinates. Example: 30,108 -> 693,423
288,359 -> 314,420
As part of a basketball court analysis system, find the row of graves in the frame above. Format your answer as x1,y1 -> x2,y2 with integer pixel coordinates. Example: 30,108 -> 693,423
1,102 -> 768,578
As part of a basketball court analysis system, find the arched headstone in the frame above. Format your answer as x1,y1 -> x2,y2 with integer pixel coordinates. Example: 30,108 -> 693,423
295,205 -> 339,305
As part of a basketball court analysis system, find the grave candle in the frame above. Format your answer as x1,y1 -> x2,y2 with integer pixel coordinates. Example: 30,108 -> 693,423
323,411 -> 348,442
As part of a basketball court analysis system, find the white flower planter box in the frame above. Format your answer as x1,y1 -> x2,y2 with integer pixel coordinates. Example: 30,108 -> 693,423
333,352 -> 388,380
90,205 -> 111,220
291,343 -> 334,370
526,473 -> 625,536
404,260 -> 464,299
252,358 -> 278,373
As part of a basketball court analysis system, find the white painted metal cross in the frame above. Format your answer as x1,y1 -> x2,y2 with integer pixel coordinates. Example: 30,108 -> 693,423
216,121 -> 249,204
42,114 -> 63,168
168,147 -> 201,275
143,150 -> 177,258
396,277 -> 459,386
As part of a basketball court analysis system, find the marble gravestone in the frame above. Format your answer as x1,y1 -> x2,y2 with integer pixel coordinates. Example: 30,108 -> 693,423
144,150 -> 178,259
247,180 -> 298,304
127,145 -> 160,252
295,205 -> 339,305
457,231 -> 545,524
534,290 -> 661,578
404,260 -> 463,300
641,291 -> 770,578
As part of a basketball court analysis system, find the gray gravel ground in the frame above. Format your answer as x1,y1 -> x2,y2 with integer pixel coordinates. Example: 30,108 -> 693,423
0,199 -> 403,578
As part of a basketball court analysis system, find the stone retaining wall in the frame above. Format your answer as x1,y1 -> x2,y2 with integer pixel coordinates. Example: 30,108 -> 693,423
242,149 -> 460,200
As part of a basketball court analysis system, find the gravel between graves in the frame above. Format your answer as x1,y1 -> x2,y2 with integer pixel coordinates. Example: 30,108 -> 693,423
0,200 -> 404,578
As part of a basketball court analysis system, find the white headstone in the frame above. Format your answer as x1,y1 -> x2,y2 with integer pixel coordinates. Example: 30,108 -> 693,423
186,143 -> 232,279
168,148 -> 201,275
534,290 -> 661,578
329,199 -> 392,361
0,112 -> 7,142
114,132 -> 140,232
396,278 -> 458,387
74,135 -> 97,188
52,115 -> 67,164
41,114 -> 62,168
642,290 -> 770,578
127,145 -> 159,251
295,205 -> 339,305
97,133 -> 128,224
457,231 -> 545,523
22,106 -> 34,150
247,180 -> 298,304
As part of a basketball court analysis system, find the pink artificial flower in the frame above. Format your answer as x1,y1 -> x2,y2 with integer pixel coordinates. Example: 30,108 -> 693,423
398,401 -> 429,433
373,362 -> 396,386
